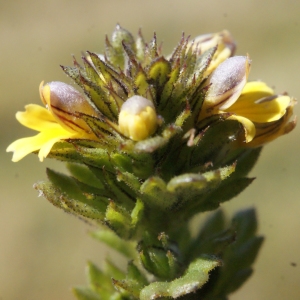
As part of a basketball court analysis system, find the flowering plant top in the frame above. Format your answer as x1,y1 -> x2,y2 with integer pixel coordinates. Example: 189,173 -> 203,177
7,25 -> 296,300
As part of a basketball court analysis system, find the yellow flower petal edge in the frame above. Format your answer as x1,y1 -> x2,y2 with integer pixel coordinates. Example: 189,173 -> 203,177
229,82 -> 291,123
16,104 -> 58,131
245,97 -> 297,147
7,127 -> 79,162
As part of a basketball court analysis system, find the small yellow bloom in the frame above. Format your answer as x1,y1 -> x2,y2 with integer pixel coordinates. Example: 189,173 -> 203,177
7,82 -> 99,162
200,56 -> 295,144
118,96 -> 158,141
189,30 -> 236,76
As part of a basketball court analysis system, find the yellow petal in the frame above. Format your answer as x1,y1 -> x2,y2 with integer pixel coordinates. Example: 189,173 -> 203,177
229,94 -> 291,123
240,81 -> 274,96
228,115 -> 256,143
16,104 -> 58,131
7,127 -> 78,162
245,98 -> 297,147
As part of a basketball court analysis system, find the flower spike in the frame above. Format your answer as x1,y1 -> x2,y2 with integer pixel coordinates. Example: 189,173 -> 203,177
7,26 -> 296,300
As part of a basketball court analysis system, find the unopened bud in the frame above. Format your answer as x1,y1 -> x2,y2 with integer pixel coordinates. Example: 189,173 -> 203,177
118,96 -> 158,141
205,56 -> 251,110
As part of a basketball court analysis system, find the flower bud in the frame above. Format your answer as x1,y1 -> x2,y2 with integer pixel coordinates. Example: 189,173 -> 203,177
118,96 -> 158,141
191,30 -> 235,54
204,56 -> 251,110
190,30 -> 236,75
39,81 -> 97,134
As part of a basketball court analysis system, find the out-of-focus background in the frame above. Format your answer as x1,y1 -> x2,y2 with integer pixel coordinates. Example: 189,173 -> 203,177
1,0 -> 299,299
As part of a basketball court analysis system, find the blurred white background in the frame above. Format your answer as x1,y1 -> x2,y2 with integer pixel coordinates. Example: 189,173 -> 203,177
1,0 -> 300,299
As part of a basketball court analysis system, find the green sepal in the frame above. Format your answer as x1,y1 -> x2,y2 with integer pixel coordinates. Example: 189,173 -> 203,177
138,244 -> 173,280
192,46 -> 217,83
104,196 -> 144,240
140,256 -> 222,299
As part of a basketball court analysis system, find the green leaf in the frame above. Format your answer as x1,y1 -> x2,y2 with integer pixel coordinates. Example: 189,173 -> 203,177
192,119 -> 244,168
204,177 -> 255,206
105,201 -> 133,239
130,198 -> 144,228
67,163 -> 104,189
202,208 -> 264,298
46,168 -> 108,219
140,256 -> 221,299
223,147 -> 263,179
167,164 -> 235,209
140,176 -> 176,210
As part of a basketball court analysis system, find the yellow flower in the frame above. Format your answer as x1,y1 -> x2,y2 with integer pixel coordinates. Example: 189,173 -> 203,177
7,81 -> 99,162
200,56 -> 296,144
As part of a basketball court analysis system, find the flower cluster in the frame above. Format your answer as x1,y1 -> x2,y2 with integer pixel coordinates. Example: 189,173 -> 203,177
7,29 -> 295,162
7,26 -> 296,300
